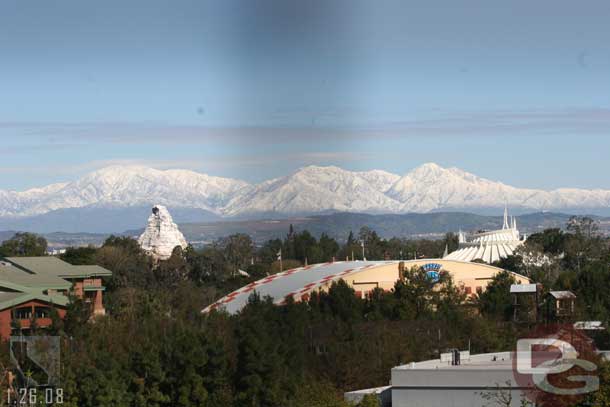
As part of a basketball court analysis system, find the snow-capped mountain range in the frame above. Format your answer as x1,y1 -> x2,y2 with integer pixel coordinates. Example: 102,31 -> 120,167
1,163 -> 610,220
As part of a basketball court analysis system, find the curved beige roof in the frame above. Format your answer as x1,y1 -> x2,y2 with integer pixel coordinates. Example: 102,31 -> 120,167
203,261 -> 395,314
203,258 -> 531,315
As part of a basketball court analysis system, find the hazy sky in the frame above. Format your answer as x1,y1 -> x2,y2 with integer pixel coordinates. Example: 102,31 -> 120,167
2,0 -> 610,190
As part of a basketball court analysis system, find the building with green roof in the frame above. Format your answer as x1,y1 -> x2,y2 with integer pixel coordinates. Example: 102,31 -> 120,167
0,256 -> 112,339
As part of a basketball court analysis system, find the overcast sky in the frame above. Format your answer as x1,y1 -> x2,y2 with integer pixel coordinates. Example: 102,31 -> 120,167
2,0 -> 610,190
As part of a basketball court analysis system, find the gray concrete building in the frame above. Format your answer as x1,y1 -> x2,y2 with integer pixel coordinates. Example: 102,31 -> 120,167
346,351 -> 532,407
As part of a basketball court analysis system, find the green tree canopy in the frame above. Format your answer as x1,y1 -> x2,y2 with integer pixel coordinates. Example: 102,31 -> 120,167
0,232 -> 48,256
477,271 -> 516,321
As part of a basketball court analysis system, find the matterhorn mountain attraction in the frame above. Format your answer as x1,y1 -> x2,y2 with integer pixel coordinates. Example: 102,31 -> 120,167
138,205 -> 188,260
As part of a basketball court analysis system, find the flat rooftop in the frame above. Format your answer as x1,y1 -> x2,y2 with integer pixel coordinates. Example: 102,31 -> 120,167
394,351 -> 514,371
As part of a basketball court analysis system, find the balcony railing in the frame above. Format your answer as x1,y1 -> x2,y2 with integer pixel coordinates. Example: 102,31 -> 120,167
83,278 -> 102,288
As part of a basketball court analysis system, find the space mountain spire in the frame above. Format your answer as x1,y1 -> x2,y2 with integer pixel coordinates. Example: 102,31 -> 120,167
458,230 -> 465,244
502,205 -> 509,230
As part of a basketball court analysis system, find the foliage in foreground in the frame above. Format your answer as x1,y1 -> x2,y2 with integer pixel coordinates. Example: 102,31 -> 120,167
1,217 -> 609,406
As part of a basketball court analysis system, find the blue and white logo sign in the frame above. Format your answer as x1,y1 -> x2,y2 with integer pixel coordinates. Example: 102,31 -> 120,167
422,263 -> 442,283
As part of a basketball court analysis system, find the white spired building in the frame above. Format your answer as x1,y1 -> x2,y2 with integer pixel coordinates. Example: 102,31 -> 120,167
138,205 -> 188,260
444,207 -> 526,264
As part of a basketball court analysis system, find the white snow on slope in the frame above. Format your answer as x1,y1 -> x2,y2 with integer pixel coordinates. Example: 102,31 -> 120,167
1,163 -> 610,218
0,166 -> 249,217
222,166 -> 401,216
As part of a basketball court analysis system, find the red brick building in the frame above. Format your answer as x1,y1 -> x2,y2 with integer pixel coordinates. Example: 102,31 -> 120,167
0,256 -> 112,340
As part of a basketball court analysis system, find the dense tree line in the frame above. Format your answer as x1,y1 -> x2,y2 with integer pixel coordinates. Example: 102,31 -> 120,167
493,216 -> 610,322
55,226 -> 455,296
28,275 -> 519,406
0,232 -> 47,257
0,218 -> 609,406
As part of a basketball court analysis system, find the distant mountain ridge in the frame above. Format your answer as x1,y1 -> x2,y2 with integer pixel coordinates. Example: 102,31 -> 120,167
0,166 -> 248,218
222,166 -> 401,216
1,163 -> 610,233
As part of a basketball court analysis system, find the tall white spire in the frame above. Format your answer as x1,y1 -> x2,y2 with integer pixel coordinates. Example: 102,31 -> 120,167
446,204 -> 525,263
502,205 -> 509,230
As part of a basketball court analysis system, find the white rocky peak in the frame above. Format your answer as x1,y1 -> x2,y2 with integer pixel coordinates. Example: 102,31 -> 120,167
0,165 -> 249,217
138,205 -> 188,260
222,165 -> 401,216
354,169 -> 400,192
387,163 -> 532,212
1,163 -> 610,219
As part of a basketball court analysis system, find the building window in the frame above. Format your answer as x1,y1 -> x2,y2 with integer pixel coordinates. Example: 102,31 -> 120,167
465,287 -> 472,295
35,307 -> 51,319
13,307 -> 32,320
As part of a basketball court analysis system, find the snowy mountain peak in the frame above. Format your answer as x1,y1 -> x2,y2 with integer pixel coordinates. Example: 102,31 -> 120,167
402,162 -> 474,181
297,164 -> 343,172
413,162 -> 444,172
0,166 -> 249,218
1,163 -> 610,220
222,165 -> 401,216
78,165 -> 162,182
387,163 -> 517,211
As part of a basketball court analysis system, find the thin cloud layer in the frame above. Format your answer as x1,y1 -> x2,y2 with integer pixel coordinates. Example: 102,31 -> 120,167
2,107 -> 610,145
1,108 -> 610,191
